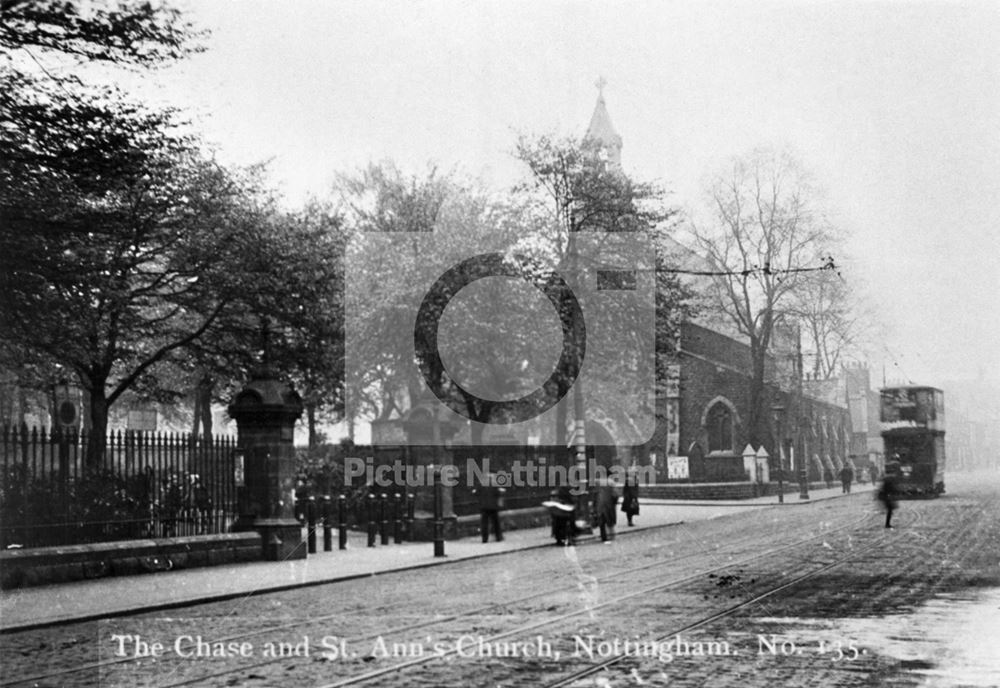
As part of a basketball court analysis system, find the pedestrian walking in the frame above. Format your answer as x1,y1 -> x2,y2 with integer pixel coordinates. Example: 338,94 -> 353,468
475,471 -> 505,542
595,476 -> 618,542
878,465 -> 899,529
839,464 -> 854,494
621,464 -> 640,527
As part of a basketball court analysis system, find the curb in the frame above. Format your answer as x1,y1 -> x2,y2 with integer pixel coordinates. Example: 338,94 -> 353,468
643,486 -> 873,508
0,517 -> 685,634
1,490 -> 867,633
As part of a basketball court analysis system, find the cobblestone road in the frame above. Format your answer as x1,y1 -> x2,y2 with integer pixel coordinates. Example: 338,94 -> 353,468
2,471 -> 997,687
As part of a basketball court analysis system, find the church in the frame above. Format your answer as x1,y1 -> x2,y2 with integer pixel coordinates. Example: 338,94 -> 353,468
575,83 -> 859,493
363,83 -> 863,511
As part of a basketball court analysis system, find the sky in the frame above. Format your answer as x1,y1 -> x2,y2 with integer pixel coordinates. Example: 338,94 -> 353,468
142,0 -> 999,389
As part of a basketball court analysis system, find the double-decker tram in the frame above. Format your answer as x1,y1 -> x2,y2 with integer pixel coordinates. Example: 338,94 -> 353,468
879,385 -> 946,496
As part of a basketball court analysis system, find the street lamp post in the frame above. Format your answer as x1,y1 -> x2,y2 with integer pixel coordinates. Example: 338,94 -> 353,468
793,326 -> 809,500
771,405 -> 785,504
567,207 -> 591,534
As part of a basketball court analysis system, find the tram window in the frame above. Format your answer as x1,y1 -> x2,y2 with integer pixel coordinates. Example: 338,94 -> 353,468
915,390 -> 935,420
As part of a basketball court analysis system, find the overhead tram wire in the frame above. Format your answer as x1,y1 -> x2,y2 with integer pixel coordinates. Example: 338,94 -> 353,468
880,344 -> 915,386
651,256 -> 840,279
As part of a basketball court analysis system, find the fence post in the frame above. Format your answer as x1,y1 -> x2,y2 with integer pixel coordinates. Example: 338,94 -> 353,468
20,423 -> 29,546
338,494 -> 348,550
367,492 -> 377,547
307,496 -> 317,555
379,493 -> 389,546
406,492 -> 415,541
433,467 -> 445,557
322,495 -> 333,552
57,426 -> 69,525
393,493 -> 402,544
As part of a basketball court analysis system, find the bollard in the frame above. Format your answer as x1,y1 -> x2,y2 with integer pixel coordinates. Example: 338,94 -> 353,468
433,468 -> 445,557
323,495 -> 333,551
405,492 -> 415,541
367,492 -> 377,547
338,494 -> 347,550
307,496 -> 317,554
379,493 -> 390,546
393,493 -> 402,544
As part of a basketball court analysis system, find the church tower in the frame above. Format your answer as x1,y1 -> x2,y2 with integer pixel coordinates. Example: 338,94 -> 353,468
584,76 -> 623,169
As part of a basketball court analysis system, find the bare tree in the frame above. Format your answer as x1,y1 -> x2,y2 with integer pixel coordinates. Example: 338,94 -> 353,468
690,148 -> 838,445
786,268 -> 880,380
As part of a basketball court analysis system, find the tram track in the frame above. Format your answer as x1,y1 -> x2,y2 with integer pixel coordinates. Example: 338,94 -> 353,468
0,507 -> 874,687
159,511 -> 876,688
541,510 -> 926,688
540,496 -> 988,688
296,509 -> 894,688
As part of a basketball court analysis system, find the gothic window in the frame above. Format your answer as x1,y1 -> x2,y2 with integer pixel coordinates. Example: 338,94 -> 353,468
707,402 -> 733,453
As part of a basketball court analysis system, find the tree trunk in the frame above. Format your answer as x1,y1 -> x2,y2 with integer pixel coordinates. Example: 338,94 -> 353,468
198,377 -> 213,441
190,385 -> 202,437
747,341 -> 768,448
191,374 -> 214,441
19,385 -> 30,427
307,402 -> 319,447
85,386 -> 109,467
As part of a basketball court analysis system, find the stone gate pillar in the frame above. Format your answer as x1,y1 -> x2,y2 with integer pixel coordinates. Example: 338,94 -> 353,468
229,375 -> 305,560
402,401 -> 461,540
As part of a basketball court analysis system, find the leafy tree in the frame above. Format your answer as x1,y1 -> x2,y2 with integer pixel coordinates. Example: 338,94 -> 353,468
0,0 -> 209,456
513,134 -> 691,445
339,162 -> 529,442
514,134 -> 666,237
2,2 -> 345,451
0,85 -> 257,463
0,0 -> 202,68
337,163 -> 451,427
689,148 -> 839,446
187,200 -> 347,447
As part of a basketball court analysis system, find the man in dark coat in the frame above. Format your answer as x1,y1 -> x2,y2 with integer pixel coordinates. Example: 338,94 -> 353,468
595,477 -> 618,542
621,465 -> 640,526
475,472 -> 505,542
839,464 -> 854,493
878,465 -> 899,528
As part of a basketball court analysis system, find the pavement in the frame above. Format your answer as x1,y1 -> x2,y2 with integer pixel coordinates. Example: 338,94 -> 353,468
0,482 -> 871,632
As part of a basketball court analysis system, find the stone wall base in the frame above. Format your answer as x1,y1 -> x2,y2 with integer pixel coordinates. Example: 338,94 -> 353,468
639,480 -> 834,500
0,533 -> 262,590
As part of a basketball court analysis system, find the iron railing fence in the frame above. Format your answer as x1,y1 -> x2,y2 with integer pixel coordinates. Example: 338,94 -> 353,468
1,425 -> 237,549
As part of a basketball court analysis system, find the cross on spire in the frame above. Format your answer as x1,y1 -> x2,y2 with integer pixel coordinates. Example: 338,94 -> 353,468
595,75 -> 607,97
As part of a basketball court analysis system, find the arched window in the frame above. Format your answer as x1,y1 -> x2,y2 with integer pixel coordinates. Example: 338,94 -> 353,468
707,402 -> 733,453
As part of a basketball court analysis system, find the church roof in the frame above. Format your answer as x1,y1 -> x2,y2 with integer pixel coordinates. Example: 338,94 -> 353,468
585,92 -> 622,148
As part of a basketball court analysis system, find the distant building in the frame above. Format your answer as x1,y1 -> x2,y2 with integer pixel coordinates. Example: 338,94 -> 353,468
642,321 -> 853,483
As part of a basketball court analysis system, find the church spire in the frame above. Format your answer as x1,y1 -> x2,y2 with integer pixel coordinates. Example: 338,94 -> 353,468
584,75 -> 622,169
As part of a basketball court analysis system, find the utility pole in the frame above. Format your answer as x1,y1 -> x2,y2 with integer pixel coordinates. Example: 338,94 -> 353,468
796,324 -> 809,500
568,208 -> 591,532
